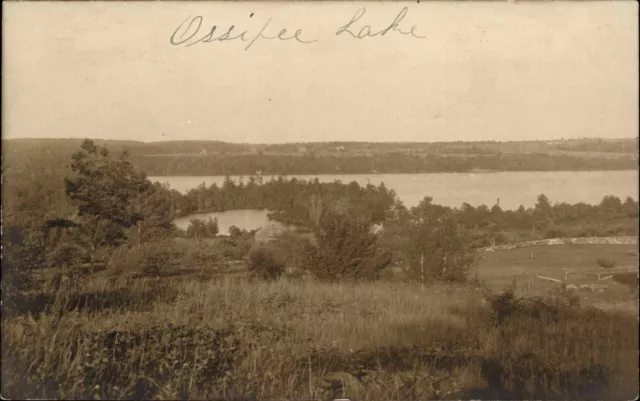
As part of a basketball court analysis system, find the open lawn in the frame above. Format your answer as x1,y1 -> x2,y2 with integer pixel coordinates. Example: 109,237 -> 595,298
476,244 -> 638,311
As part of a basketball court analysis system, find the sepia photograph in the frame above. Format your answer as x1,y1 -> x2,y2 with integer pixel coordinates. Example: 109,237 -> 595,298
2,1 -> 638,400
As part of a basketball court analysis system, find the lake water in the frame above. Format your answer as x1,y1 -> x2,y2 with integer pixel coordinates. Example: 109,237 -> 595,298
151,170 -> 638,211
173,209 -> 272,233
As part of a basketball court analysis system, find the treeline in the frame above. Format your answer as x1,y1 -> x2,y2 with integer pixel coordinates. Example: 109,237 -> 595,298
451,194 -> 639,247
4,138 -> 637,178
556,138 -> 639,154
273,138 -> 638,154
175,176 -> 639,247
173,176 -> 398,225
132,152 -> 635,175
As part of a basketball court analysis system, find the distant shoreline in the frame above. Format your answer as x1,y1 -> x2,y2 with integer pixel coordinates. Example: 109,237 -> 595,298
6,137 -> 636,177
149,169 -> 638,178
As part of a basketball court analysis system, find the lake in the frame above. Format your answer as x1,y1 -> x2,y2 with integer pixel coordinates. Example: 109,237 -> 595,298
151,170 -> 638,211
173,209 -> 273,233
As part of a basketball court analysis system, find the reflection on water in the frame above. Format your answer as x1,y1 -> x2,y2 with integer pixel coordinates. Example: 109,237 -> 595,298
152,170 -> 638,211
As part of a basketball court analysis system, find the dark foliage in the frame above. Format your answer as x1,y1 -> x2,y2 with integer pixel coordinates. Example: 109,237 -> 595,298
248,246 -> 286,281
108,240 -> 183,276
596,258 -> 617,269
476,288 -> 637,400
2,324 -> 243,400
185,217 -> 219,238
303,212 -> 393,281
1,227 -> 45,310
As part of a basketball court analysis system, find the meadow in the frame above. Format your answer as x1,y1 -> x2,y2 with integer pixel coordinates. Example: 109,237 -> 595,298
476,243 -> 638,310
3,255 -> 639,400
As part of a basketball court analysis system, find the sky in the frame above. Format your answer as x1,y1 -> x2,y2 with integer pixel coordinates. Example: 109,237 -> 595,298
2,1 -> 638,144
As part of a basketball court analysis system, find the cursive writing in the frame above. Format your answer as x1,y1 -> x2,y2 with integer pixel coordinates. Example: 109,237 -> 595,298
170,7 -> 425,50
336,7 -> 425,39
170,14 -> 317,50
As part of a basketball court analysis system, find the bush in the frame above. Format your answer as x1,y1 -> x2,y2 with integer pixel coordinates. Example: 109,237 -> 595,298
108,239 -> 183,276
248,246 -> 285,280
487,287 -> 580,326
480,289 -> 636,400
303,212 -> 392,281
50,243 -> 86,269
178,241 -> 221,272
218,234 -> 255,260
470,235 -> 493,249
48,243 -> 92,289
596,258 -> 616,269
544,227 -> 568,239
268,231 -> 312,272
2,227 -> 44,308
492,232 -> 510,245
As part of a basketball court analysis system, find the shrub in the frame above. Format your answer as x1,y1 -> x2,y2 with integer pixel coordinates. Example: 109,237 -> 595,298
268,231 -> 312,272
248,246 -> 285,280
487,289 -> 523,325
47,243 -> 92,290
596,258 -> 616,269
470,235 -> 493,249
2,227 -> 44,308
178,241 -> 221,272
487,287 -> 580,326
50,243 -> 86,268
544,227 -> 568,239
492,232 -> 510,245
495,231 -> 524,244
108,239 -> 183,276
480,289 -> 636,400
303,212 -> 393,281
218,234 -> 254,260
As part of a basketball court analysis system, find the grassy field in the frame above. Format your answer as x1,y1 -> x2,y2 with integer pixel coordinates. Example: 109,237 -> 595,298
2,241 -> 639,400
3,266 -> 639,400
476,244 -> 638,306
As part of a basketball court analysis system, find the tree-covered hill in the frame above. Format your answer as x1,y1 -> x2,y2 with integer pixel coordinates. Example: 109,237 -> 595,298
3,137 -> 637,177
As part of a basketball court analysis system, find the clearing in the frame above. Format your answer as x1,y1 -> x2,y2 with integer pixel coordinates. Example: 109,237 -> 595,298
476,244 -> 638,312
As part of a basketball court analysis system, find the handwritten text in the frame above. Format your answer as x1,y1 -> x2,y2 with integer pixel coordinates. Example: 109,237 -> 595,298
170,7 -> 424,50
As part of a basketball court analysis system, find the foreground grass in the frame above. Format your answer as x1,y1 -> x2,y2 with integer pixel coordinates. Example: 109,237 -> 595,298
2,276 -> 638,400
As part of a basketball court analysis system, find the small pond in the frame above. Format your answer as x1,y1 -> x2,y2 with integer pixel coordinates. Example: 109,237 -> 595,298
173,209 -> 275,235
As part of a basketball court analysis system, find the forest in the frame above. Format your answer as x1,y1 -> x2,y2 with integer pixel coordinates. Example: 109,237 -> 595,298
4,137 -> 637,177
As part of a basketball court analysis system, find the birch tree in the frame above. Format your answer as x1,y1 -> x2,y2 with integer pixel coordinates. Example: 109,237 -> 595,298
405,197 -> 477,285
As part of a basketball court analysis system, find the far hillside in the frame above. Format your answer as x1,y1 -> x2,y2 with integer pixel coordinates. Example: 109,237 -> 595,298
3,137 -> 637,176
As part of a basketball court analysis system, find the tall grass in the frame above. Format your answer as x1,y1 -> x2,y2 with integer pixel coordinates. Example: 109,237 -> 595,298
2,276 -> 638,400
